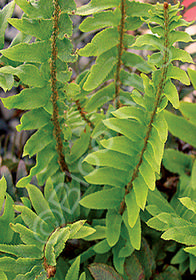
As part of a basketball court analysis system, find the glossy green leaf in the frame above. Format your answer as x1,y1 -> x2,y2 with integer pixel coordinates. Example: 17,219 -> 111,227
83,48 -> 118,91
0,177 -> 7,211
80,188 -> 124,209
65,256 -> 80,280
79,10 -> 120,32
8,18 -> 53,40
76,0 -> 120,16
78,28 -> 119,57
106,209 -> 122,247
0,2 -> 15,49
164,110 -> 196,147
188,68 -> 196,89
1,41 -> 51,63
125,190 -> 140,228
164,79 -> 179,109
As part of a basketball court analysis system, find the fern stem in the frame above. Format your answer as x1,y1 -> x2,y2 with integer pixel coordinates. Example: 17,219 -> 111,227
50,0 -> 71,179
75,99 -> 95,129
114,0 -> 126,109
119,3 -> 170,214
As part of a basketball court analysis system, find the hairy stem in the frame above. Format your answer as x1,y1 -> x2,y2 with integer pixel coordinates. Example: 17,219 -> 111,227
75,100 -> 95,129
119,3 -> 169,214
114,0 -> 126,109
50,0 -> 71,180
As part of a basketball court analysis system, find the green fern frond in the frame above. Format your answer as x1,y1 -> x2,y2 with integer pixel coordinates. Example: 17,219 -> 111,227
0,177 -> 95,279
80,2 -> 193,271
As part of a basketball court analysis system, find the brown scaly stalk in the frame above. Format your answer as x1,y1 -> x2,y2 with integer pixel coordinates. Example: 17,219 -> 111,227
50,0 -> 71,180
114,0 -> 126,109
119,2 -> 170,214
75,100 -> 95,129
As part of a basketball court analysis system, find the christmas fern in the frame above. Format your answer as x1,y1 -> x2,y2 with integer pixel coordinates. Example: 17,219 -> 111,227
0,176 -> 94,279
0,0 -> 82,186
0,0 -> 195,279
80,1 -> 193,266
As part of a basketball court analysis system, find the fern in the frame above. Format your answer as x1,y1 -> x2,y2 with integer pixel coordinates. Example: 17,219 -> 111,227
0,176 -> 94,279
79,2 -> 193,273
77,0 -> 154,112
0,0 -> 87,187
0,0 -> 195,279
147,76 -> 196,275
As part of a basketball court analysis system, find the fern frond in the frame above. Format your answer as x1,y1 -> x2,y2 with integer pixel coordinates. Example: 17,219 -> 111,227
0,0 -> 79,185
77,0 -> 154,114
80,2 -> 193,267
0,177 -> 95,279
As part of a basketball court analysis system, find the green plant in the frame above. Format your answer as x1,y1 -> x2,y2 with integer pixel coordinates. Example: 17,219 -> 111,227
0,0 -> 195,279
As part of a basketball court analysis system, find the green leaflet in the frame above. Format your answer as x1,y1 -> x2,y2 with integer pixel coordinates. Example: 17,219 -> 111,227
67,127 -> 91,164
0,257 -> 40,275
84,149 -> 133,171
106,209 -> 122,247
0,65 -> 46,88
164,79 -> 179,109
112,106 -> 146,123
163,149 -> 192,175
0,2 -> 15,50
0,244 -> 43,259
80,188 -> 125,209
125,190 -> 140,228
121,51 -> 154,73
93,239 -> 111,254
184,247 -> 196,258
180,102 -> 196,125
120,70 -> 144,92
188,68 -> 196,89
83,48 -> 118,91
161,226 -> 196,246
0,272 -> 7,280
84,167 -> 129,187
0,194 -> 14,244
179,197 -> 196,215
1,41 -> 51,63
45,228 -> 62,266
167,65 -> 190,85
79,28 -> 119,57
84,83 -> 115,112
0,73 -> 14,92
101,136 -> 141,157
125,0 -> 155,17
26,184 -> 56,226
79,10 -> 121,32
23,124 -> 54,157
2,85 -> 51,110
164,110 -> 196,148
0,177 -> 7,210
16,143 -> 56,188
10,223 -> 44,248
14,0 -> 53,19
70,226 -> 96,239
8,18 -> 53,40
44,178 -> 65,226
168,31 -> 194,45
170,47 -> 194,64
84,225 -> 106,241
76,0 -> 120,15
132,34 -> 164,51
65,256 -> 80,280
17,108 -> 51,131
14,205 -> 52,240
123,211 -> 141,250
